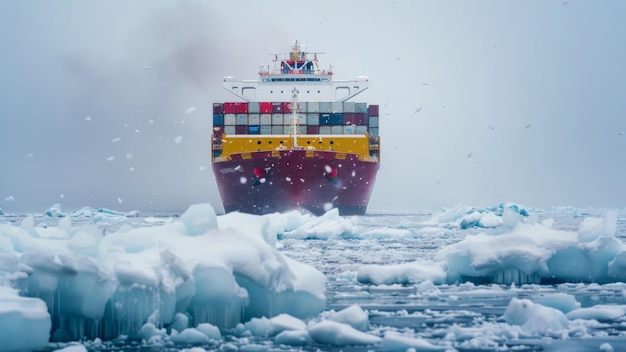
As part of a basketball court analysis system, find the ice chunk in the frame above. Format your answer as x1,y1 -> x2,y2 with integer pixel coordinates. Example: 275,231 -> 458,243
180,203 -> 218,236
0,286 -> 51,351
504,298 -> 568,334
357,260 -> 446,285
324,304 -> 369,331
382,332 -> 450,351
308,320 -> 382,346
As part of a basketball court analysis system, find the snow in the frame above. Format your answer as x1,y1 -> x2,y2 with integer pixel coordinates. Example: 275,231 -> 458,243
0,203 -> 625,350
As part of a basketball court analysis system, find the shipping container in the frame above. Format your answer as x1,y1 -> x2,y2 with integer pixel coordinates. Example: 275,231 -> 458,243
299,125 -> 307,135
369,127 -> 379,137
213,114 -> 224,126
343,102 -> 356,113
260,114 -> 272,125
320,113 -> 332,126
319,126 -> 332,134
319,102 -> 331,113
354,113 -> 368,125
306,102 -> 320,113
260,125 -> 271,135
224,114 -> 236,125
248,114 -> 260,125
235,125 -> 247,134
213,103 -> 224,114
343,125 -> 355,134
283,125 -> 292,134
271,102 -> 283,113
355,102 -> 367,114
236,114 -> 247,125
369,116 -> 379,128
248,102 -> 260,114
224,102 -> 237,114
224,125 -> 236,135
272,113 -> 284,125
307,113 -> 319,125
342,113 -> 355,125
271,126 -> 284,134
260,102 -> 273,113
368,105 -> 379,116
330,113 -> 343,125
281,102 -> 292,113
297,115 -> 307,125
235,102 -> 248,114
331,102 -> 343,113
355,125 -> 368,135
299,102 -> 307,113
331,126 -> 343,135
248,125 -> 260,134
307,125 -> 320,134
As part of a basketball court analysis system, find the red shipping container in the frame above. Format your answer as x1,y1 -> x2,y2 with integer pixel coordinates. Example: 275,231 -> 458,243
307,125 -> 320,134
260,102 -> 273,113
281,101 -> 292,113
368,104 -> 379,117
213,103 -> 224,114
271,102 -> 283,113
354,113 -> 368,125
343,113 -> 356,125
235,125 -> 247,134
235,102 -> 248,114
224,102 -> 237,114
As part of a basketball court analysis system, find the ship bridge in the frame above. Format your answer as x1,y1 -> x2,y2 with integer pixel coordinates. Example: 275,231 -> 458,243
223,41 -> 368,102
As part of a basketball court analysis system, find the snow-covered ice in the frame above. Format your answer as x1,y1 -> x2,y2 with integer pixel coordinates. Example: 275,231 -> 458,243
0,202 -> 625,351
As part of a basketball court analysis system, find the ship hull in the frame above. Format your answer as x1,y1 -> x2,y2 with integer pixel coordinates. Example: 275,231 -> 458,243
212,150 -> 379,215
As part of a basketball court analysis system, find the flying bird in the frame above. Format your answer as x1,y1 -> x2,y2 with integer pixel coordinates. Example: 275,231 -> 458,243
414,106 -> 422,114
488,125 -> 494,130
525,124 -> 532,129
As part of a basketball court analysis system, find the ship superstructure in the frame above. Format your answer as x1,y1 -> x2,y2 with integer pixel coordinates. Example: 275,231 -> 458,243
211,41 -> 380,215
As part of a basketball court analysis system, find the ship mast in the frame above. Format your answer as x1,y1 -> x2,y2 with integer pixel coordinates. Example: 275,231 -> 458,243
290,88 -> 300,149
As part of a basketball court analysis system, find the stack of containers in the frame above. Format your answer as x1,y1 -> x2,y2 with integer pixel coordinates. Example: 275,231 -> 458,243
213,101 -> 378,138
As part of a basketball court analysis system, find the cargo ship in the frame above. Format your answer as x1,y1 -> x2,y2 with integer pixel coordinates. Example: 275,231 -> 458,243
211,41 -> 380,215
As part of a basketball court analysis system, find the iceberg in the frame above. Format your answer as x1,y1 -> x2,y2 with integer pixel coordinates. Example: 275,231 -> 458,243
0,203 -> 326,347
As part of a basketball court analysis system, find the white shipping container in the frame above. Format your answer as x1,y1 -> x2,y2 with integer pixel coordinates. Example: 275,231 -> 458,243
299,125 -> 307,135
319,126 -> 332,134
260,126 -> 271,135
271,126 -> 284,134
369,116 -> 379,128
236,114 -> 247,125
355,125 -> 368,134
283,125 -> 292,134
307,113 -> 319,125
260,114 -> 272,125
224,113 -> 236,125
369,127 -> 379,137
355,102 -> 367,113
343,125 -> 355,134
306,102 -> 319,113
248,102 -> 260,113
319,102 -> 331,113
343,102 -> 356,113
248,114 -> 260,125
331,126 -> 343,135
331,102 -> 343,113
224,125 -> 236,135
272,114 -> 284,125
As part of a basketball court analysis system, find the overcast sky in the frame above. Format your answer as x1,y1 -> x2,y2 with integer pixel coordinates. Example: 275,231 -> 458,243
1,0 -> 625,214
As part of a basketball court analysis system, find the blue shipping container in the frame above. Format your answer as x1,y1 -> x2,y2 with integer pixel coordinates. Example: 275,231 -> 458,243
320,113 -> 332,126
248,125 -> 260,134
213,114 -> 224,126
330,113 -> 343,125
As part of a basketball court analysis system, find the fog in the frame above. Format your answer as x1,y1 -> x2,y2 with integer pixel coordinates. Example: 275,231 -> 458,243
1,0 -> 625,213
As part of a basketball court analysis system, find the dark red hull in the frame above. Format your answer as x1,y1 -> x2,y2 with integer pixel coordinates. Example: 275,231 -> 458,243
212,150 -> 379,215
